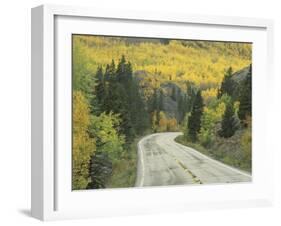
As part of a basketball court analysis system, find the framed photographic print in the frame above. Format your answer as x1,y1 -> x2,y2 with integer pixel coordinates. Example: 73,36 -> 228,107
31,4 -> 274,221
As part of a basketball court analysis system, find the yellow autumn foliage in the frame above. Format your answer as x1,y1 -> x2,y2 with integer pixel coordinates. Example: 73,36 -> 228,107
152,111 -> 179,132
201,88 -> 218,105
73,36 -> 251,100
158,111 -> 168,132
73,91 -> 96,190
167,118 -> 178,131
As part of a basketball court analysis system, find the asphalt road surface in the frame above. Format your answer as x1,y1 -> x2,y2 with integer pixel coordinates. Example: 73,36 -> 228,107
135,132 -> 251,187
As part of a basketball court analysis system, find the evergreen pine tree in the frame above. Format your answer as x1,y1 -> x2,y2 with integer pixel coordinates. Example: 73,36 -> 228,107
94,66 -> 105,112
186,82 -> 197,113
131,80 -> 149,134
116,55 -> 127,83
100,55 -> 150,141
103,62 -> 115,111
187,90 -> 204,142
125,61 -> 133,81
87,151 -> 112,189
217,67 -> 235,98
219,101 -> 239,138
238,64 -> 252,122
107,81 -> 135,141
112,55 -> 138,141
108,60 -> 116,81
104,64 -> 110,81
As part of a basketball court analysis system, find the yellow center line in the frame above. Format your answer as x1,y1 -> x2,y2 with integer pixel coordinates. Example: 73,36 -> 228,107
173,157 -> 203,184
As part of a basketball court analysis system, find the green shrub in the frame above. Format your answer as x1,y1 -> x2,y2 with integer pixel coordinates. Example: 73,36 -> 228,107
198,128 -> 215,148
240,128 -> 252,170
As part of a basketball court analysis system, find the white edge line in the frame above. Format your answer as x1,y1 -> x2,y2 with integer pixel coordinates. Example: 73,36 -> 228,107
137,133 -> 159,187
173,135 -> 252,178
137,132 -> 251,187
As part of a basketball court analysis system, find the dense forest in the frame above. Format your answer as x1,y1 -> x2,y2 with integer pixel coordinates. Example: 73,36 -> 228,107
72,35 -> 252,190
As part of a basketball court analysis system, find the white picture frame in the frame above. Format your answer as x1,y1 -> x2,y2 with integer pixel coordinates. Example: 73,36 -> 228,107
31,4 -> 274,221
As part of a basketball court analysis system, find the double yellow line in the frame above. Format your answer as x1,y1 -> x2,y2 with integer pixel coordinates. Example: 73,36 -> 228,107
173,157 -> 203,184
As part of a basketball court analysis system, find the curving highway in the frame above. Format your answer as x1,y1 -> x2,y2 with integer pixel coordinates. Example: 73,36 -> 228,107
135,132 -> 251,187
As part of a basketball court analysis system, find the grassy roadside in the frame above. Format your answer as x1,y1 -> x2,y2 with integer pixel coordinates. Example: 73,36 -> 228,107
107,137 -> 142,188
174,135 -> 251,173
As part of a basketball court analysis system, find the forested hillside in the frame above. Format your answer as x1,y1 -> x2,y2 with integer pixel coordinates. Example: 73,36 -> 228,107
73,36 -> 251,100
72,35 -> 252,190
176,65 -> 252,171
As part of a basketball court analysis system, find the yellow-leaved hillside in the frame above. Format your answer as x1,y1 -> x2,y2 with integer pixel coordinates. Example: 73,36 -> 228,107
73,35 -> 251,91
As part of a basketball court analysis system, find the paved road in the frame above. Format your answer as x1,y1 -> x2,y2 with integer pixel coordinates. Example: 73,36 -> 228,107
135,132 -> 251,187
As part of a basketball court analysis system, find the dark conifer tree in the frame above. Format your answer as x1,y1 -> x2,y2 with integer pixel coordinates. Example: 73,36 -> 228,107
94,66 -> 105,112
116,55 -> 127,83
186,82 -> 197,113
100,55 -> 150,141
103,62 -> 116,111
130,80 -> 149,134
117,85 -> 135,141
87,151 -> 112,189
125,61 -> 133,81
108,60 -> 116,81
125,60 -> 147,135
113,55 -> 141,141
219,101 -> 239,138
217,67 -> 235,98
238,64 -> 252,122
104,64 -> 110,81
187,90 -> 204,142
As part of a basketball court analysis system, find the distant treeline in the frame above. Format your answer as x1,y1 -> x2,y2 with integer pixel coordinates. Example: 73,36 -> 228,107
73,35 -> 251,102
